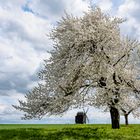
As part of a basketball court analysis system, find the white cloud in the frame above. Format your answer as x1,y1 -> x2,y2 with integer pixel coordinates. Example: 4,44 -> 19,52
0,104 -> 7,112
63,0 -> 90,17
0,41 -> 38,74
28,0 -> 89,21
98,0 -> 113,12
0,89 -> 25,121
0,0 -> 26,10
0,0 -> 52,96
117,0 -> 140,39
118,0 -> 140,18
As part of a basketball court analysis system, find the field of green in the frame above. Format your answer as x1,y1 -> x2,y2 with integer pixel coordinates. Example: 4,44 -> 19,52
0,124 -> 140,140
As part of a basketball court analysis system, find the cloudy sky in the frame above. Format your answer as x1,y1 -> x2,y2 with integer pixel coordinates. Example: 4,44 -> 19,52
0,0 -> 140,124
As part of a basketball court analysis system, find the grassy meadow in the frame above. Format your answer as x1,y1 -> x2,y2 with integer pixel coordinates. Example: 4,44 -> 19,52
0,124 -> 140,140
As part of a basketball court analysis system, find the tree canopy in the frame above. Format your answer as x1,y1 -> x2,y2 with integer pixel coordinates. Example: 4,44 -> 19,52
14,7 -> 140,121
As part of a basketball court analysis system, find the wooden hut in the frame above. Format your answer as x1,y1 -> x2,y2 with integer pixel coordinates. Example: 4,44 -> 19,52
75,112 -> 86,124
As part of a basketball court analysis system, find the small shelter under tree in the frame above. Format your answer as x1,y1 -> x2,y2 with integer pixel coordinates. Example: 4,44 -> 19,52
75,112 -> 86,124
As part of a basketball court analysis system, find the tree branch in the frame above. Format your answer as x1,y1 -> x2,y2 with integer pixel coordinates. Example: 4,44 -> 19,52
113,72 -> 119,85
128,109 -> 134,115
121,107 -> 127,114
113,54 -> 126,67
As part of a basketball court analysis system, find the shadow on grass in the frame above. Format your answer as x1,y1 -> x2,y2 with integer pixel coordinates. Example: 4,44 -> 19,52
0,126 -> 139,140
0,127 -> 107,140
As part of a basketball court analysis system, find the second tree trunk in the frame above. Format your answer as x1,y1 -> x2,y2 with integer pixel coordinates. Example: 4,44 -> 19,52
124,114 -> 128,125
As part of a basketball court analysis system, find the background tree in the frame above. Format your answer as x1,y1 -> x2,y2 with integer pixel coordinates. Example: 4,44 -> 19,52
120,92 -> 140,125
93,90 -> 140,126
14,7 -> 140,129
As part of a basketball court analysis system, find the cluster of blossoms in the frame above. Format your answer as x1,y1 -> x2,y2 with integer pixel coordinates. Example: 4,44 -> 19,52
14,8 -> 140,122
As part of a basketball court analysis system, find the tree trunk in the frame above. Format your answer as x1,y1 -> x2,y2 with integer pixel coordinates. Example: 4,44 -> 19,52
110,106 -> 120,129
124,114 -> 128,125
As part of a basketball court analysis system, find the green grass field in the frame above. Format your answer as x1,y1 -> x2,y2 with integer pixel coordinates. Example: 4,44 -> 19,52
0,124 -> 140,140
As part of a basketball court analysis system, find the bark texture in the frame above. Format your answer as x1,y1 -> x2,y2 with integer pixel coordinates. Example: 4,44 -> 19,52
124,114 -> 128,125
110,106 -> 120,129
